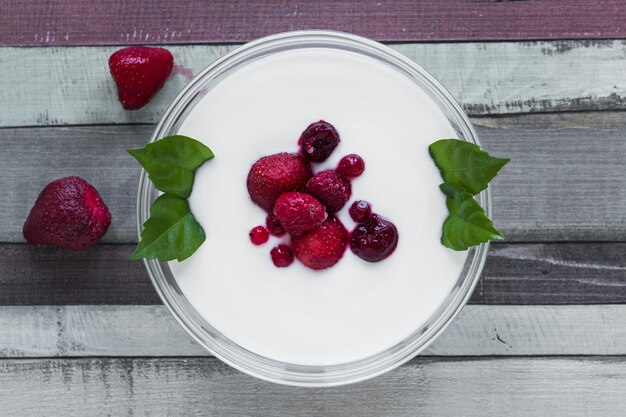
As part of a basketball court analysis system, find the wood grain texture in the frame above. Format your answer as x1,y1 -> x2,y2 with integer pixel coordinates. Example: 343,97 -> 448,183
480,243 -> 626,304
2,113 -> 625,244
1,357 -> 626,416
0,125 -> 146,244
3,242 -> 626,305
0,244 -> 157,305
1,41 -> 624,127
2,0 -> 626,45
1,304 -> 626,357
476,112 -> 626,241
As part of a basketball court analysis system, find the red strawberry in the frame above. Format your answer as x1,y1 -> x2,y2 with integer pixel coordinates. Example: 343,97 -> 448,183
273,192 -> 326,236
108,46 -> 174,110
305,170 -> 351,212
23,177 -> 111,251
247,152 -> 312,211
292,217 -> 348,270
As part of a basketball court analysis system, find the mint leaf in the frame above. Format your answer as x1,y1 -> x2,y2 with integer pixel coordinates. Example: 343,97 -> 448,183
128,135 -> 214,198
439,183 -> 503,251
429,139 -> 509,195
131,194 -> 205,262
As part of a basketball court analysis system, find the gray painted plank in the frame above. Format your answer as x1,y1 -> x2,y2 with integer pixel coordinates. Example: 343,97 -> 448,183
0,357 -> 625,416
1,304 -> 626,357
1,41 -> 624,127
2,112 -> 625,244
481,242 -> 626,304
478,113 -> 626,241
0,244 -> 157,305
0,125 -> 146,244
2,242 -> 626,305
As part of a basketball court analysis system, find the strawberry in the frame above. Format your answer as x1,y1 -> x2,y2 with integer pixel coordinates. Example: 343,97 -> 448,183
108,46 -> 174,110
247,152 -> 312,211
292,217 -> 348,270
305,170 -> 351,212
23,177 -> 111,251
273,192 -> 326,236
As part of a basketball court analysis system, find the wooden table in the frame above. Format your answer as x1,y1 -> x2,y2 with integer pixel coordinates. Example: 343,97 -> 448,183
1,1 -> 625,415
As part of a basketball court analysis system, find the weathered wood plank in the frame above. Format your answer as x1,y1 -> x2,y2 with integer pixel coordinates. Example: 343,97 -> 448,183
477,112 -> 626,241
1,305 -> 626,357
1,41 -> 624,127
2,113 -> 625,244
0,125 -> 146,243
0,244 -> 158,305
2,242 -> 626,305
3,0 -> 626,46
481,243 -> 626,304
1,357 -> 625,416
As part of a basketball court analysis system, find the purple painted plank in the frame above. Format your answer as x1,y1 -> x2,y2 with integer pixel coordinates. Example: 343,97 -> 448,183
1,0 -> 625,46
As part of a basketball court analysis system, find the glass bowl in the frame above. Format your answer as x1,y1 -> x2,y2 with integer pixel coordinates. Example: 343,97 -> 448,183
136,30 -> 490,387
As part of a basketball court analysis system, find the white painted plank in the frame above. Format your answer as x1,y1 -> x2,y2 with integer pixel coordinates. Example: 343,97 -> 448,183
1,40 -> 624,127
0,305 -> 625,357
0,357 -> 625,416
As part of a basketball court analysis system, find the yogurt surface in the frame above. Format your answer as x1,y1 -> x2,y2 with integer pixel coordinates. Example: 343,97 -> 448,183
169,48 -> 467,366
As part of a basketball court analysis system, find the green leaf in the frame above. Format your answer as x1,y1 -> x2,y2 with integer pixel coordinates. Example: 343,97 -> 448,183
439,183 -> 504,251
128,135 -> 214,198
131,194 -> 205,262
429,139 -> 509,195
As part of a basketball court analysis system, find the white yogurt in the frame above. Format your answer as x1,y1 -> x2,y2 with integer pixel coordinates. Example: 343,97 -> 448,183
169,48 -> 467,366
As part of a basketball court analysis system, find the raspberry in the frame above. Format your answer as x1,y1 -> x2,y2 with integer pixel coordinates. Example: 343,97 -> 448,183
305,170 -> 351,213
292,217 -> 348,270
272,192 -> 327,236
299,121 -> 340,162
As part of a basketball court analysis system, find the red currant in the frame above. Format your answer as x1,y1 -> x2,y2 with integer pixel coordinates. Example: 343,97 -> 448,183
270,244 -> 294,267
249,225 -> 269,245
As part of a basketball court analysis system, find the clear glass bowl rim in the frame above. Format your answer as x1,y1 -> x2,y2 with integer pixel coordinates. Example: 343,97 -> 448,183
136,30 -> 491,387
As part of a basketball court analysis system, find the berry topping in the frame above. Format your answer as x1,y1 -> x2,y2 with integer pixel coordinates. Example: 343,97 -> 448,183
23,176 -> 111,251
249,225 -> 269,245
350,215 -> 399,262
108,46 -> 174,110
305,170 -> 351,213
265,213 -> 286,237
270,244 -> 294,268
299,120 -> 340,162
349,200 -> 372,223
292,217 -> 349,270
273,192 -> 327,236
247,152 -> 312,211
337,154 -> 365,178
